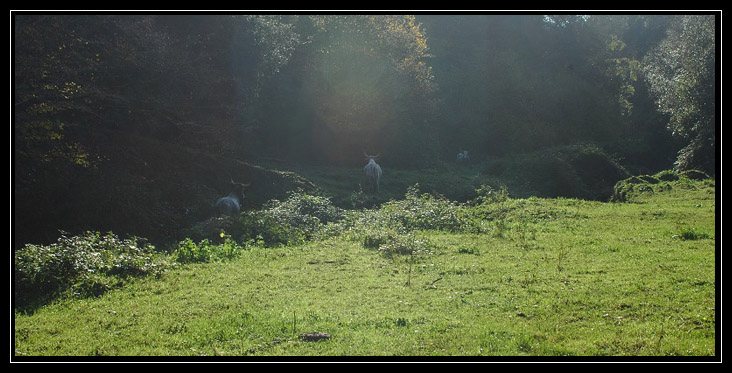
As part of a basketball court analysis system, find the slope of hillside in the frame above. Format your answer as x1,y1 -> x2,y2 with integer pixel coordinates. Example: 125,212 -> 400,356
14,174 -> 716,357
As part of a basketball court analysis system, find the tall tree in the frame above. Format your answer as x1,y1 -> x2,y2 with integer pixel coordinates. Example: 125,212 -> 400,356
421,15 -> 632,157
642,14 -> 716,175
254,15 -> 438,166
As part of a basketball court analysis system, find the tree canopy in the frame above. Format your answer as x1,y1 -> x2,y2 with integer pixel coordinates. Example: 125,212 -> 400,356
642,15 -> 716,173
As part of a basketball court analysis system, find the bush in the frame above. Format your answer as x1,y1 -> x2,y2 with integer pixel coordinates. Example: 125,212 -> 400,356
495,144 -> 630,200
473,184 -> 510,205
375,232 -> 436,258
336,184 -> 489,248
173,233 -> 244,264
656,170 -> 679,182
239,190 -> 345,246
14,231 -> 169,308
362,227 -> 401,249
611,176 -> 653,203
380,184 -> 469,232
610,170 -> 710,203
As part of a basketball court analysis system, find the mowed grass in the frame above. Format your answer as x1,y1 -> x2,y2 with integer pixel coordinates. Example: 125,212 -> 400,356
13,178 -> 716,358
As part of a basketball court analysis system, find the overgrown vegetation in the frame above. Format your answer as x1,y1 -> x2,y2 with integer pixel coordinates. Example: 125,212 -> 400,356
238,191 -> 345,246
13,172 -> 715,357
174,234 -> 246,264
12,12 -> 717,357
13,14 -> 717,248
611,169 -> 711,202
14,232 -> 170,310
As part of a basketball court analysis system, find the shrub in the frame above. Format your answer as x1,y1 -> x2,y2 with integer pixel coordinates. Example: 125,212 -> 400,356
610,170 -> 711,202
173,234 -> 244,264
380,184 -> 468,232
362,228 -> 400,249
349,186 -> 372,209
473,184 -> 510,205
494,144 -> 630,200
376,232 -> 436,258
336,184 -> 490,248
174,238 -> 211,264
611,177 -> 649,203
14,231 -> 168,308
239,211 -> 306,247
656,170 -> 679,182
679,169 -> 710,181
239,190 -> 344,246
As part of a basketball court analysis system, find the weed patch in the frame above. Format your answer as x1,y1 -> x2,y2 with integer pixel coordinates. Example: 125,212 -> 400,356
174,233 -> 246,264
14,231 -> 170,310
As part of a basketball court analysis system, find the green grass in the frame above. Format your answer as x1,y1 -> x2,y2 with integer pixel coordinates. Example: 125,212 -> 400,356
13,174 -> 716,358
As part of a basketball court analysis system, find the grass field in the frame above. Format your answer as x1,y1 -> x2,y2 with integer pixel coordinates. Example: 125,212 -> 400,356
13,172 -> 717,359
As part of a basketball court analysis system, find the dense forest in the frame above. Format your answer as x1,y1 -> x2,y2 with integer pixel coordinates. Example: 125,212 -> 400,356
13,13 -> 718,248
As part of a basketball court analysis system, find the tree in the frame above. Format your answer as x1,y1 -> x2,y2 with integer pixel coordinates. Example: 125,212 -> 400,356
253,15 -> 438,166
13,14 -> 297,246
642,15 -> 716,175
14,15 -> 223,168
420,15 -> 634,157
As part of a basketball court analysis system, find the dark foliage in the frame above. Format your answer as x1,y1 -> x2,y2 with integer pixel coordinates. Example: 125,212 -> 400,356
13,13 -> 716,250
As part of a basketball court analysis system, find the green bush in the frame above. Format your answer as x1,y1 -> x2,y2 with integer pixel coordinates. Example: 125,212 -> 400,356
361,227 -> 400,249
336,184 -> 492,249
239,211 -> 306,247
656,170 -> 679,182
238,190 -> 344,246
610,170 -> 711,203
472,184 -> 510,205
14,231 -> 168,308
379,184 -> 468,232
376,232 -> 436,258
493,144 -> 630,200
174,234 -> 244,264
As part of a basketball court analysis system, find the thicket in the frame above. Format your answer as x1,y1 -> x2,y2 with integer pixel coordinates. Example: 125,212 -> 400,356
238,191 -> 346,246
12,184 -> 492,309
14,13 -> 715,173
174,234 -> 245,264
482,143 -> 630,200
14,232 -> 170,310
610,169 -> 711,202
13,170 -> 713,313
225,186 -> 477,247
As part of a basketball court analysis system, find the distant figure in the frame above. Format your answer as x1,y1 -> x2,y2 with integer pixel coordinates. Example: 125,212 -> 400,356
215,174 -> 250,216
456,149 -> 470,163
363,153 -> 383,193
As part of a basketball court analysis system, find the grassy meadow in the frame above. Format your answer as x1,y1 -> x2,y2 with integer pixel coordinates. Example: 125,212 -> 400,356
13,171 -> 717,358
